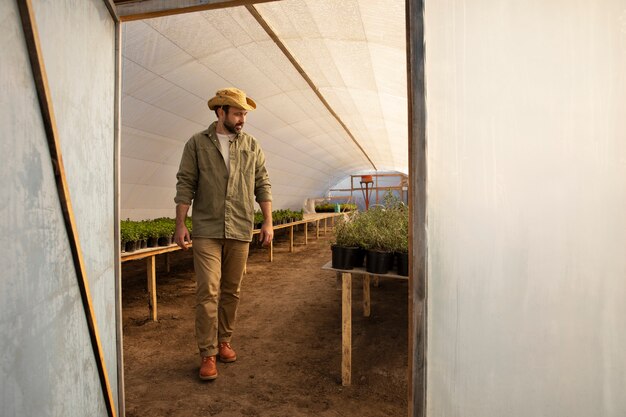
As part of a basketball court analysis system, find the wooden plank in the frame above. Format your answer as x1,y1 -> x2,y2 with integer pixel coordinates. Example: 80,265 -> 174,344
121,243 -> 189,262
117,0 -> 280,22
146,256 -> 157,321
289,225 -> 294,253
112,19 -> 125,417
341,272 -> 352,386
406,0 -> 427,415
363,274 -> 371,317
321,261 -> 409,281
16,1 -> 118,416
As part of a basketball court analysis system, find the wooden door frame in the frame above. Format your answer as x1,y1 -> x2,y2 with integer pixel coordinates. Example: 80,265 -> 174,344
406,0 -> 427,416
107,0 -> 428,415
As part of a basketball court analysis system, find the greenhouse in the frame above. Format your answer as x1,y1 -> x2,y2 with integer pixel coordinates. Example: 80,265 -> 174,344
2,0 -> 625,416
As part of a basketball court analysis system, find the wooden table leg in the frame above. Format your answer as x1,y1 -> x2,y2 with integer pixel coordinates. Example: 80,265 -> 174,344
316,220 -> 320,239
146,256 -> 157,321
342,272 -> 352,386
335,272 -> 342,290
164,253 -> 170,273
289,225 -> 294,253
304,222 -> 308,245
324,218 -> 328,234
268,239 -> 273,262
363,274 -> 370,317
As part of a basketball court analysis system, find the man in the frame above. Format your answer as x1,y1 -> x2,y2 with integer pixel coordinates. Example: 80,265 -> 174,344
174,87 -> 273,381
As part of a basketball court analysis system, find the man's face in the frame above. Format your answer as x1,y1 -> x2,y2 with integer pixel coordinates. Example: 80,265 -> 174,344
220,107 -> 247,134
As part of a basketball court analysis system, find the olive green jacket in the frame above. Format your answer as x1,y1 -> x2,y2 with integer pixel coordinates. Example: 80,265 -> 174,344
174,122 -> 272,242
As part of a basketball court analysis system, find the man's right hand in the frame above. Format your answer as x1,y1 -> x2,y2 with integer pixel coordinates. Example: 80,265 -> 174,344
174,224 -> 191,250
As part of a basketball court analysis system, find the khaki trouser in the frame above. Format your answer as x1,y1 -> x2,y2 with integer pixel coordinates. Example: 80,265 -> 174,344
193,238 -> 249,357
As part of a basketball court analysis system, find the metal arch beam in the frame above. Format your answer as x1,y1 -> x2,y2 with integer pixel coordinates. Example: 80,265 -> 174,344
115,0 -> 281,22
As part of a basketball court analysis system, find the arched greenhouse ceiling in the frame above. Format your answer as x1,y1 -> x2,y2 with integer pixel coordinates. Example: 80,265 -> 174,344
121,0 -> 408,220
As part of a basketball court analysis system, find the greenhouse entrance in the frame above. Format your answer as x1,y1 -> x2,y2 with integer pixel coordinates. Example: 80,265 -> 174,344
115,1 -> 424,416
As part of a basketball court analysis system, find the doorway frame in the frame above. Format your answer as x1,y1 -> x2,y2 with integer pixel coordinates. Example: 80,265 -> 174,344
108,1 -> 427,416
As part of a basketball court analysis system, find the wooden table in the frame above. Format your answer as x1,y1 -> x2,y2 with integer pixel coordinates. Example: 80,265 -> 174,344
321,261 -> 408,386
121,212 -> 343,321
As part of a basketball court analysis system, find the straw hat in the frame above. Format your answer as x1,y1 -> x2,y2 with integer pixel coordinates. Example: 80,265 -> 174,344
207,87 -> 257,111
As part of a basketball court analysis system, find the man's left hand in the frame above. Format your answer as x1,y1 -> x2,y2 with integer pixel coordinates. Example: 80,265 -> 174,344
259,222 -> 274,247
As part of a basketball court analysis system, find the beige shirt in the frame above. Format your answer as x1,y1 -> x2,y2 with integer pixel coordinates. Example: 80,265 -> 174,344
175,122 -> 272,242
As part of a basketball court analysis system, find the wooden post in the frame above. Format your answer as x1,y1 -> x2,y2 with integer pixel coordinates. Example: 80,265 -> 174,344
407,0 -> 427,415
324,217 -> 328,234
268,239 -> 273,262
146,256 -> 157,321
316,220 -> 320,239
363,274 -> 371,317
289,225 -> 294,252
335,272 -> 342,290
304,221 -> 308,245
342,272 -> 352,386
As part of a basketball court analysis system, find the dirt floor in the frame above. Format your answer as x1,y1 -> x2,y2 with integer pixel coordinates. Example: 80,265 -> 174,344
122,225 -> 408,417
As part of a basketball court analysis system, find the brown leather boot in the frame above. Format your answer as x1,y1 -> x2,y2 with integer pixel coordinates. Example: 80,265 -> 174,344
199,355 -> 217,380
218,342 -> 237,363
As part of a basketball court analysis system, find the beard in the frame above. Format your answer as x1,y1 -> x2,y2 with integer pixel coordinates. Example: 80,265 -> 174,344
223,119 -> 243,134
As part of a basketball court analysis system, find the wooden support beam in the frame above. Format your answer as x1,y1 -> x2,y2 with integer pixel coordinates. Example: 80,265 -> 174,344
341,272 -> 352,386
316,220 -> 320,239
406,0 -> 427,415
116,0 -> 281,21
246,4 -> 377,171
268,240 -> 273,262
146,256 -> 157,321
363,274 -> 371,317
16,1 -> 118,415
113,19 -> 125,417
304,222 -> 308,245
289,225 -> 294,253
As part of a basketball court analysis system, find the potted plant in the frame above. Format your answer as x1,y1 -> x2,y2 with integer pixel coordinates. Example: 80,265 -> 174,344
384,196 -> 409,276
121,220 -> 140,253
156,218 -> 175,246
136,221 -> 149,249
144,220 -> 160,247
331,213 -> 360,270
358,207 -> 394,274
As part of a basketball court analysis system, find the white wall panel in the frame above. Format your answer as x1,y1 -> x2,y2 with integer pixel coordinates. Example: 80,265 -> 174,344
425,1 -> 626,416
1,0 -> 116,415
